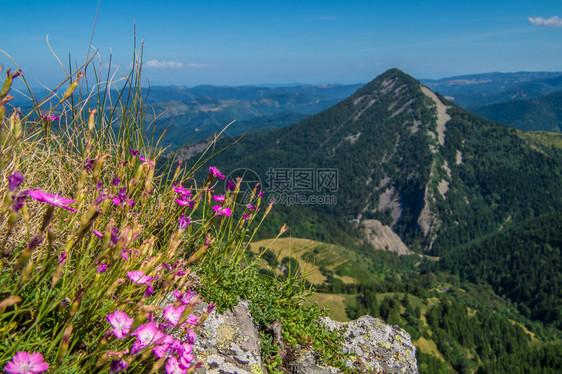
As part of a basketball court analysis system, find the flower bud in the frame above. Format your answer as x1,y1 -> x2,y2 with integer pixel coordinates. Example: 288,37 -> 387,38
88,108 -> 97,132
60,72 -> 83,103
0,68 -> 22,98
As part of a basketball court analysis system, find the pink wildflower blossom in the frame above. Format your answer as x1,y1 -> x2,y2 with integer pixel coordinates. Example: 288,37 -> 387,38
212,205 -> 232,216
130,323 -> 163,355
41,114 -> 59,121
173,186 -> 192,197
152,334 -> 174,358
183,313 -> 199,326
109,359 -> 128,373
165,356 -> 187,374
144,284 -> 154,298
243,213 -> 251,221
213,194 -> 225,202
27,189 -> 77,212
178,215 -> 191,230
4,351 -> 49,374
209,166 -> 225,179
127,271 -> 153,285
106,310 -> 134,339
8,172 -> 24,191
246,204 -> 258,211
173,289 -> 195,305
163,305 -> 186,326
175,198 -> 195,209
226,179 -> 235,191
97,264 -> 109,273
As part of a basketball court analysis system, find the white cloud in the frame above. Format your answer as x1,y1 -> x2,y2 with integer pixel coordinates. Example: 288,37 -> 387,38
185,63 -> 208,68
528,16 -> 562,28
143,60 -> 210,69
144,59 -> 184,68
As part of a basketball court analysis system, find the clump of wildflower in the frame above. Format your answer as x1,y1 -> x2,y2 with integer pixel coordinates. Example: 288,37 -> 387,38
4,351 -> 49,374
27,189 -> 77,212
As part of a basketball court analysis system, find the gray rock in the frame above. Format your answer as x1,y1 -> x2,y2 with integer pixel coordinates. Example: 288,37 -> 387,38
320,315 -> 418,374
188,301 -> 417,374
191,301 -> 265,374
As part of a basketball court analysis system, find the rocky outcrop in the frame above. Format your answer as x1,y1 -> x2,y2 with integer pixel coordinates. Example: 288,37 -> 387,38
191,301 -> 418,374
362,219 -> 412,255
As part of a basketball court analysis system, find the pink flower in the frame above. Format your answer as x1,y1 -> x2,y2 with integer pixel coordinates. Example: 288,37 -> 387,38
4,351 -> 49,374
8,172 -> 24,191
109,360 -> 128,373
127,271 -> 153,285
27,189 -> 77,212
121,248 -> 131,261
212,205 -> 231,216
226,179 -> 235,191
178,215 -> 191,230
163,305 -> 186,326
182,313 -> 198,326
246,204 -> 258,211
165,356 -> 187,374
152,334 -> 174,358
173,186 -> 192,197
106,310 -> 134,339
213,195 -> 225,202
143,284 -> 154,298
97,263 -> 109,273
173,289 -> 195,305
209,166 -> 225,179
41,114 -> 60,121
175,198 -> 195,209
242,213 -> 251,221
130,323 -> 163,355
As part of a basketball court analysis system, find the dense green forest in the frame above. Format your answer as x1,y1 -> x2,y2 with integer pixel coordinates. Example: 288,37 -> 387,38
472,90 -> 562,132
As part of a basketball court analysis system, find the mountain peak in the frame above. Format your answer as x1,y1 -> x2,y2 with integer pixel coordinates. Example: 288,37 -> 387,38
350,68 -> 422,102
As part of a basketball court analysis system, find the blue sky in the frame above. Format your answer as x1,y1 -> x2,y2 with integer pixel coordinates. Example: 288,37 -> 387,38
1,0 -> 562,87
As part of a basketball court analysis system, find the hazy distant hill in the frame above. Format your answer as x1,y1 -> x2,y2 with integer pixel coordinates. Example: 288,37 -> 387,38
422,71 -> 562,108
142,84 -> 362,147
471,90 -> 562,132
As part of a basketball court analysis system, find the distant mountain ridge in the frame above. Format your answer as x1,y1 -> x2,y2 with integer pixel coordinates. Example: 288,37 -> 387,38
471,90 -> 562,132
422,71 -> 562,108
194,68 -> 562,256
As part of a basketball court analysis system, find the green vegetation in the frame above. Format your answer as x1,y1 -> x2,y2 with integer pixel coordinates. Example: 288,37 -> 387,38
472,90 -> 562,132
